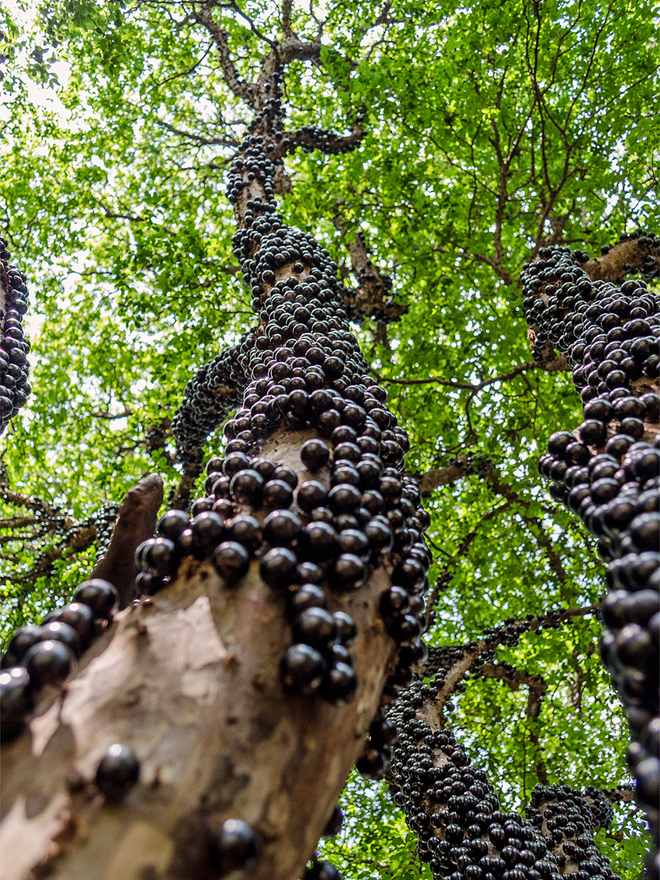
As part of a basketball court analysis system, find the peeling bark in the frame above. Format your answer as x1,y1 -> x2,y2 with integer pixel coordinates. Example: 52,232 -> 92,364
583,238 -> 660,284
1,31 -> 427,879
1,429 -> 400,880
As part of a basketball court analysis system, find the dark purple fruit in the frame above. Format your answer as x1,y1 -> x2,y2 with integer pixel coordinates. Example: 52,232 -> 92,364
262,478 -> 294,509
210,819 -> 261,877
259,547 -> 298,588
300,439 -> 331,470
263,509 -> 302,546
301,521 -> 337,561
5,625 -> 43,664
226,515 -> 262,552
44,603 -> 94,647
157,509 -> 191,541
333,612 -> 357,645
332,553 -> 365,589
323,661 -> 357,704
292,607 -> 337,650
280,644 -> 327,693
287,584 -> 328,616
24,640 -> 75,689
39,622 -> 82,658
192,512 -> 225,557
296,481 -> 328,514
212,542 -> 250,584
73,579 -> 119,619
95,743 -> 140,800
0,666 -> 34,739
322,805 -> 344,837
230,468 -> 264,504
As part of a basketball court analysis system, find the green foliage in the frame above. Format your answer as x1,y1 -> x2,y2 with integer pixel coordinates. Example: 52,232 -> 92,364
1,0 -> 658,875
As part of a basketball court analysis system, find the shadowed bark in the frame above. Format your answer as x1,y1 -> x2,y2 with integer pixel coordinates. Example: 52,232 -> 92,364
90,474 -> 164,608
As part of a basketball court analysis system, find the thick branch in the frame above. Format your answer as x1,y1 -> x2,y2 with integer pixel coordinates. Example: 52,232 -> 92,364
583,236 -> 660,283
31,522 -> 97,579
337,230 -> 408,325
377,358 -> 566,394
281,0 -> 294,38
270,121 -> 365,162
388,661 -> 615,880
90,474 -> 164,609
419,455 -> 471,496
1,430 -> 399,880
421,604 -> 597,723
480,661 -> 548,783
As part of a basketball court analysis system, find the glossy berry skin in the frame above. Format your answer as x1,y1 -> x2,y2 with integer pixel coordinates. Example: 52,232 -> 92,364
280,644 -> 327,693
262,478 -> 294,509
212,542 -> 250,584
292,608 -> 337,651
141,537 -> 177,577
95,743 -> 140,800
287,584 -> 328,616
301,521 -> 337,561
322,805 -> 344,837
43,603 -> 94,647
258,546 -> 297,588
3,625 -> 43,666
304,860 -> 341,880
24,640 -> 75,689
157,509 -> 191,541
209,819 -> 261,877
333,612 -> 357,644
192,512 -> 225,558
73,579 -> 119,619
39,621 -> 83,658
229,468 -> 264,503
0,667 -> 34,740
332,553 -> 365,589
296,480 -> 328,512
323,661 -> 357,704
263,509 -> 302,546
300,438 -> 331,470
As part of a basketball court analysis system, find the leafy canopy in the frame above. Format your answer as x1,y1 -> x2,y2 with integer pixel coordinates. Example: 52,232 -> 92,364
1,0 -> 658,874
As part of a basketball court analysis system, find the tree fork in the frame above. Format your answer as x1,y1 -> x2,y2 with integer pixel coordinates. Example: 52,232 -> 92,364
386,651 -> 619,880
0,54 -> 431,880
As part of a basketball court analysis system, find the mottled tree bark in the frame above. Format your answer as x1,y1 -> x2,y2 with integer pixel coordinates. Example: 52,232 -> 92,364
0,433 -> 397,880
0,21 -> 427,879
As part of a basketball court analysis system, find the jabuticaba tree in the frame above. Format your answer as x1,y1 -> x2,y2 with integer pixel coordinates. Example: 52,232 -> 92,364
0,237 -> 31,434
520,236 -> 660,870
0,61 -> 433,880
384,637 -> 620,880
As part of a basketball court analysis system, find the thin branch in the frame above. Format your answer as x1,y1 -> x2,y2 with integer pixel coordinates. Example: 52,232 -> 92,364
154,119 -> 238,147
281,0 -> 294,38
193,4 -> 255,105
376,359 -> 551,391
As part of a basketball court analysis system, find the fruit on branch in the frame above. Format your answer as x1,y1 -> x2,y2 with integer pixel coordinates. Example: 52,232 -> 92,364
0,578 -> 118,740
0,236 -> 31,434
386,657 -> 619,880
521,243 -> 659,861
172,343 -> 247,469
1,118 -> 431,880
526,784 -> 616,873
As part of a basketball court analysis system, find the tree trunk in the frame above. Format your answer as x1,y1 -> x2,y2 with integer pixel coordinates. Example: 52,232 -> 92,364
387,642 -> 620,880
521,238 -> 660,866
1,81 -> 430,880
1,433 -> 396,880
